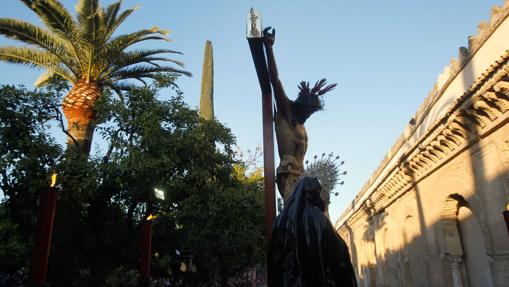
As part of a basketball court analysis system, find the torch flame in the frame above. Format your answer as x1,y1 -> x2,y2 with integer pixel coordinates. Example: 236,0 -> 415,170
50,173 -> 57,188
506,203 -> 509,211
147,214 -> 157,221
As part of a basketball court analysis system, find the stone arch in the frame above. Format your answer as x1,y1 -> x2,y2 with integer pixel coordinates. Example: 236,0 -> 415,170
441,194 -> 466,257
458,205 -> 494,287
344,223 -> 359,282
366,220 -> 377,287
401,215 -> 417,287
379,226 -> 399,287
359,221 -> 377,287
400,206 -> 430,287
440,194 -> 467,287
440,193 -> 494,287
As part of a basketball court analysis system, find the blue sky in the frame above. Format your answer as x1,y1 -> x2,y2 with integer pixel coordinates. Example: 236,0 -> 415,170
0,0 -> 503,221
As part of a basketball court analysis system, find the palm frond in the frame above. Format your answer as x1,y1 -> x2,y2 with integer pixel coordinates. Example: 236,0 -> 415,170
109,65 -> 191,81
107,81 -> 135,91
98,50 -> 186,83
0,18 -> 82,77
133,77 -> 148,85
0,46 -> 76,82
103,80 -> 134,99
102,2 -> 139,39
76,0 -> 100,44
31,0 -> 79,39
76,0 -> 103,81
0,18 -> 65,54
92,29 -> 173,79
19,0 -> 36,10
109,49 -> 183,70
101,1 -> 121,35
106,28 -> 169,55
5,0 -> 188,88
29,0 -> 86,73
34,70 -> 54,87
0,46 -> 58,67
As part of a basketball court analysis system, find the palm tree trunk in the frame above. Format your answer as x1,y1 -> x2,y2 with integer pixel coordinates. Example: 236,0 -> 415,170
62,80 -> 102,156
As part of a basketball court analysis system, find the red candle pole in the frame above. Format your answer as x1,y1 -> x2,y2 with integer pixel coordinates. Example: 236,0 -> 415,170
139,188 -> 165,286
140,219 -> 152,280
29,174 -> 58,286
139,205 -> 154,284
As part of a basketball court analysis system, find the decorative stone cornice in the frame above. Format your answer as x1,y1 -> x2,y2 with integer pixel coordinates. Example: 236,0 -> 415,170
469,1 -> 509,52
337,49 -> 509,229
344,2 -> 509,214
337,1 -> 509,228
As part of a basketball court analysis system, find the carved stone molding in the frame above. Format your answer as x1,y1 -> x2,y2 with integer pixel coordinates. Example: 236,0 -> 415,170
338,3 -> 509,228
338,49 -> 509,229
337,1 -> 509,230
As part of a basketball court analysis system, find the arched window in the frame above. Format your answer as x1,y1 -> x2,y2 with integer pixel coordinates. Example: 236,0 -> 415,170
440,194 -> 494,287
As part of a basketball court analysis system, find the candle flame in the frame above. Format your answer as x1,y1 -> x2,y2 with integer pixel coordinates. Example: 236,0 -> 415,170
50,173 -> 57,187
506,203 -> 509,211
147,214 -> 157,221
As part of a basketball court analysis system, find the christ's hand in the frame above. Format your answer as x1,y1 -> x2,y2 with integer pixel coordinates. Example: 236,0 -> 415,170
264,27 -> 275,47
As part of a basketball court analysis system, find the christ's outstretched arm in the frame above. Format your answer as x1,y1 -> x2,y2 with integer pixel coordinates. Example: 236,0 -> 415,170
264,27 -> 290,118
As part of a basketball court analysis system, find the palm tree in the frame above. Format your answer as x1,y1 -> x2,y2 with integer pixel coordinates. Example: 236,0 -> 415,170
0,0 -> 191,155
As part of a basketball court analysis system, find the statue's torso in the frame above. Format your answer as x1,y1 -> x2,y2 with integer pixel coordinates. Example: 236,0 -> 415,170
274,111 -> 307,172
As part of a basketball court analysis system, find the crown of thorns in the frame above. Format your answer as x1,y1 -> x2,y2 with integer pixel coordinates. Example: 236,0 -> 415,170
298,79 -> 337,96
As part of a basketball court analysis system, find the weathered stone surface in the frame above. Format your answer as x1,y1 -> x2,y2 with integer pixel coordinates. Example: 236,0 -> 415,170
336,5 -> 509,287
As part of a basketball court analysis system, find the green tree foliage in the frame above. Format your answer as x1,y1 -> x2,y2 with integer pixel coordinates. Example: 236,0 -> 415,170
0,0 -> 190,155
0,84 -> 62,273
177,183 -> 264,285
0,81 -> 264,286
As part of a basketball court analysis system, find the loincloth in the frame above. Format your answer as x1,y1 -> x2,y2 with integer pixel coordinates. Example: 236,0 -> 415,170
277,155 -> 303,176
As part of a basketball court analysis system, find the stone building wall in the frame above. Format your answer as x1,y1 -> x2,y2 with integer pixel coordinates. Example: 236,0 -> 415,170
336,2 -> 509,287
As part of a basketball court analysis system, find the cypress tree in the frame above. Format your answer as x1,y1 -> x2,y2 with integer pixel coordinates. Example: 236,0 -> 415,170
199,40 -> 214,120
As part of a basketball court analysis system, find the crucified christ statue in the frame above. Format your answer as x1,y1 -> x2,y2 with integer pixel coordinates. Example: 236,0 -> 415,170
263,27 -> 337,204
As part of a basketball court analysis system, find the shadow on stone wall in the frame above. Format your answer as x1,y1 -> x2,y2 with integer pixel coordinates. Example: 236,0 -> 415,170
344,42 -> 509,287
347,168 -> 508,287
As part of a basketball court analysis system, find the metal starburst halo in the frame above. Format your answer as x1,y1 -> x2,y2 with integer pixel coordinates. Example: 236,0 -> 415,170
303,152 -> 346,204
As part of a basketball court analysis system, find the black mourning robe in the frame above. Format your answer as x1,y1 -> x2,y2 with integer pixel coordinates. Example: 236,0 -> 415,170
268,177 -> 357,287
